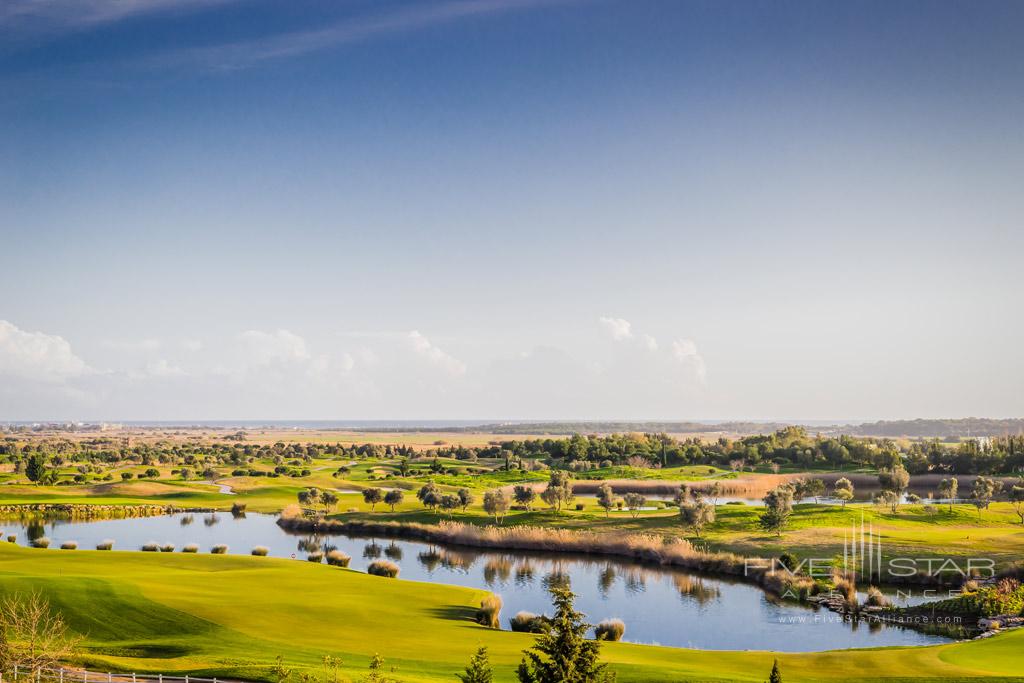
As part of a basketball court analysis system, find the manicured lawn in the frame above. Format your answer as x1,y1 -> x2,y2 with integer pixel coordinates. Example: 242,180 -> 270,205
1,544 -> 1023,682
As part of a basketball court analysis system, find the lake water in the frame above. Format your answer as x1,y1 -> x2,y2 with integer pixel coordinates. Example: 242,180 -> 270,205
1,512 -> 956,652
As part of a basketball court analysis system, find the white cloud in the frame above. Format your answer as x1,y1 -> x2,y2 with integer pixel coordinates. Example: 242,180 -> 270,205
101,337 -> 161,352
0,0 -> 237,35
181,338 -> 203,352
237,329 -> 310,366
599,316 -> 633,341
408,330 -> 467,376
672,338 -> 707,384
0,320 -> 89,383
145,359 -> 184,378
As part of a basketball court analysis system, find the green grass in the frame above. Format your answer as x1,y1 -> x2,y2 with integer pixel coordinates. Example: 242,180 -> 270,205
1,543 -> 1023,682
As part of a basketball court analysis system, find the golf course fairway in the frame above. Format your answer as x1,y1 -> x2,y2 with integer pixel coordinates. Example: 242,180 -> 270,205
1,543 -> 1023,682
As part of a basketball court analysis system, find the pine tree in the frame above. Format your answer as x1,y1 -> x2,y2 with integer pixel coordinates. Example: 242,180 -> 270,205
516,588 -> 615,683
456,646 -> 493,683
768,659 -> 782,683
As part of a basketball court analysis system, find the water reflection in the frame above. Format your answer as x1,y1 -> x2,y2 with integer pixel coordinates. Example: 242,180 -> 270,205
0,512 -> 955,652
673,575 -> 721,606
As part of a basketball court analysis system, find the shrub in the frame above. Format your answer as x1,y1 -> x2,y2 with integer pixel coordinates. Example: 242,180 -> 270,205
31,537 -> 50,549
307,551 -> 324,563
594,618 -> 625,641
476,594 -> 502,628
141,541 -> 160,552
210,544 -> 229,554
864,586 -> 891,608
60,541 -> 78,550
509,611 -> 547,633
160,544 -> 175,553
6,535 -> 15,543
251,546 -> 269,556
574,503 -> 585,511
96,540 -> 114,550
182,543 -> 199,553
367,560 -> 400,578
325,549 -> 351,567
831,574 -> 857,608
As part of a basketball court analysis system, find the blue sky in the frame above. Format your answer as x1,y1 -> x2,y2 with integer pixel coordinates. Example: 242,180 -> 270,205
1,0 -> 1022,421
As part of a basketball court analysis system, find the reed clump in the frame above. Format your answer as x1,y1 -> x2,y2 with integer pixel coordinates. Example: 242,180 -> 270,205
96,539 -> 114,550
594,618 -> 625,641
31,537 -> 50,549
251,546 -> 269,556
210,544 -> 228,554
367,560 -> 400,578
160,543 -> 175,553
182,543 -> 199,553
60,541 -> 78,550
509,611 -> 547,633
325,549 -> 351,567
141,541 -> 160,552
864,586 -> 891,608
475,594 -> 502,628
307,551 -> 324,563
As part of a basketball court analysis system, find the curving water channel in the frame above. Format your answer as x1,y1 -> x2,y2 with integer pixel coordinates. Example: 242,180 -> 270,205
1,512 -> 957,652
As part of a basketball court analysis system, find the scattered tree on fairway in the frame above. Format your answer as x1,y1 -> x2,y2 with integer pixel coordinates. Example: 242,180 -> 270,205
456,646 -> 493,683
595,483 -> 615,517
832,477 -> 854,507
759,485 -> 794,537
384,489 -> 404,512
483,489 -> 510,524
938,477 -> 959,512
679,500 -> 715,538
457,488 -> 475,512
516,588 -> 615,683
623,493 -> 646,518
971,476 -> 1004,519
1010,484 -> 1024,524
513,485 -> 537,511
362,487 -> 383,512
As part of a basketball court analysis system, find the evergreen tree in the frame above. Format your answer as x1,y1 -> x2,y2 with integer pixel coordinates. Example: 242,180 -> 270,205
456,646 -> 493,683
768,659 -> 782,683
516,588 -> 615,683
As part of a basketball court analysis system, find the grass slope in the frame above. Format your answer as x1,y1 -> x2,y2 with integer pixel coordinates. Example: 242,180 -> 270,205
0,544 -> 1023,682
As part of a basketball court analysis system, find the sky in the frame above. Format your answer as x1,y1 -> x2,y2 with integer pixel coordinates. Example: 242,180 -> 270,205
1,0 -> 1022,422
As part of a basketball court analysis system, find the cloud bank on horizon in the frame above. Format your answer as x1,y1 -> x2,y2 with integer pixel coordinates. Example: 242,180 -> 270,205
0,318 -> 707,420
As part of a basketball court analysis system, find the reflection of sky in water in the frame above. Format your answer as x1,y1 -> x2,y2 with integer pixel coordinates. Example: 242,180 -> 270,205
1,513 -> 954,652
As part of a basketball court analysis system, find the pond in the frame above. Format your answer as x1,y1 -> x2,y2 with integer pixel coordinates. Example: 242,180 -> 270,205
1,512 -> 958,652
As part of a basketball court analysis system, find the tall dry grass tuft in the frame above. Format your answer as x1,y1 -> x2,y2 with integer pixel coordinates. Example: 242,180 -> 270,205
210,544 -> 228,554
251,546 -> 269,556
182,543 -> 199,553
476,594 -> 502,628
141,541 -> 159,552
160,543 -> 175,553
60,541 -> 78,550
326,549 -> 351,567
95,539 -> 114,550
509,611 -> 546,633
31,537 -> 51,548
307,551 -> 324,563
594,618 -> 625,641
864,586 -> 891,608
367,559 -> 400,578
